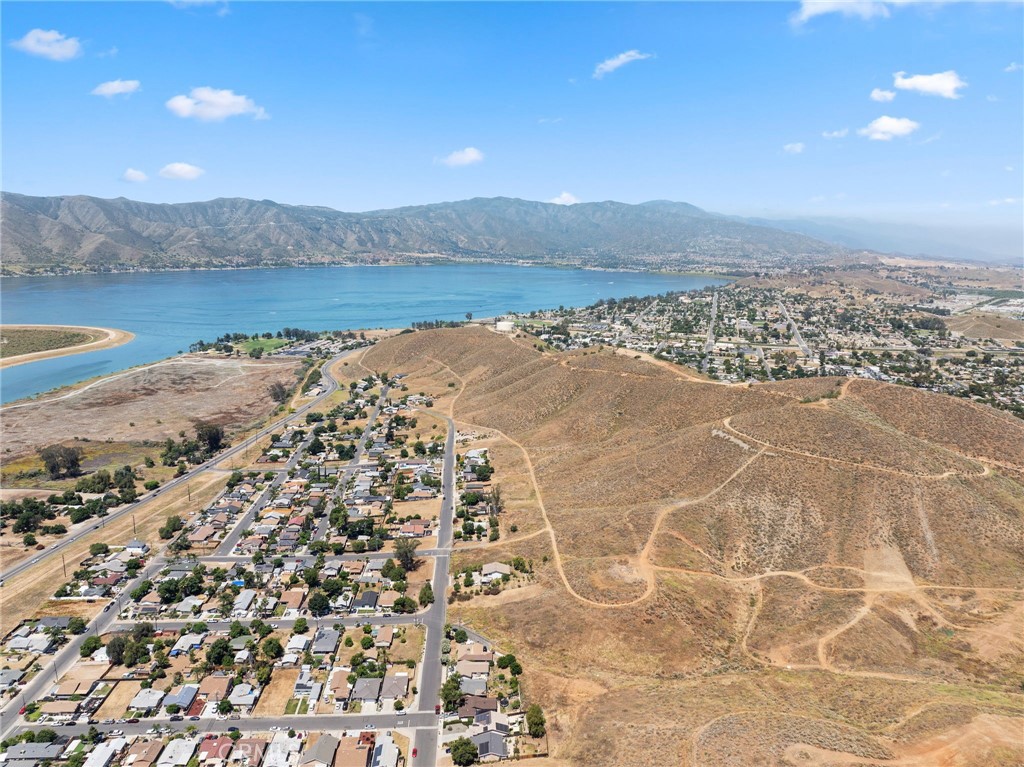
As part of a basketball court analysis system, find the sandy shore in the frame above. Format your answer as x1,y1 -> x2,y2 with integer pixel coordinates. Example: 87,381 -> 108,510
0,324 -> 135,370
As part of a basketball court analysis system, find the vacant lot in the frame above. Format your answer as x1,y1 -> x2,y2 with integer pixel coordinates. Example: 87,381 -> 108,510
0,355 -> 303,461
947,312 -> 1024,341
253,668 -> 297,717
95,680 -> 142,720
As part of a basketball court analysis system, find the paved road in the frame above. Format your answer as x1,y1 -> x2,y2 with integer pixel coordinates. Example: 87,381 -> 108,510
411,414 -> 456,767
778,300 -> 812,358
702,292 -> 719,372
0,350 -> 359,582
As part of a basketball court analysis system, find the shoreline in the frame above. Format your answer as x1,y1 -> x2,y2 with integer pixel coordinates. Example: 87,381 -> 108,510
0,324 -> 135,370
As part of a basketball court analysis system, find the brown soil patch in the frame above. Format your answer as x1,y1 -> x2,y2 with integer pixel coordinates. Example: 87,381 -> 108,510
252,668 -> 297,717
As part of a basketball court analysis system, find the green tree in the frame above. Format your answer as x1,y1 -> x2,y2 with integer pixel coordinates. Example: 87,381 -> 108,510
79,636 -> 103,657
67,617 -> 87,635
89,543 -> 110,557
526,703 -> 546,738
293,618 -> 308,634
418,582 -> 434,607
217,699 -> 234,715
393,538 -> 419,571
262,638 -> 283,660
440,674 -> 464,712
449,737 -> 478,766
106,635 -> 127,664
308,591 -> 330,617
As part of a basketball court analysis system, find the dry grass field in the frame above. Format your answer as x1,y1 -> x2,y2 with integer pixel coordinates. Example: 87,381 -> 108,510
947,312 -> 1024,341
364,326 -> 1024,767
0,355 -> 303,461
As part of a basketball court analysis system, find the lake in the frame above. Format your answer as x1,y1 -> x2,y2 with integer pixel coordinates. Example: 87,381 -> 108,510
0,264 -> 727,403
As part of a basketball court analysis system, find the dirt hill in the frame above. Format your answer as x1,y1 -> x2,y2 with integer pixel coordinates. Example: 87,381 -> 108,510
363,325 -> 1024,767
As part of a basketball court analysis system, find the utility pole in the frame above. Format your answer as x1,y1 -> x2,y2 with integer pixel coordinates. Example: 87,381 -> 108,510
132,515 -> 137,536
61,554 -> 67,578
187,483 -> 191,502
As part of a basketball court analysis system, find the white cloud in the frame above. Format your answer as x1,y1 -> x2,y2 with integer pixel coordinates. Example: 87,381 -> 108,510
538,117 -> 564,125
858,115 -> 920,141
92,79 -> 141,97
988,197 -> 1020,206
10,29 -> 82,61
122,168 -> 148,183
166,87 -> 268,121
1006,165 -> 1015,172
98,46 -> 118,58
354,13 -> 373,37
893,70 -> 966,99
822,128 -> 848,139
438,147 -> 484,167
549,191 -> 580,205
1005,62 -> 1022,73
593,50 -> 653,79
986,94 -> 999,102
783,142 -> 805,155
791,1 -> 890,25
808,195 -> 827,203
159,162 -> 205,180
870,88 -> 896,102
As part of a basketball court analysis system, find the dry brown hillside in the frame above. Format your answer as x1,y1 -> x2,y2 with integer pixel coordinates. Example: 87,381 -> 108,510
364,326 -> 1024,767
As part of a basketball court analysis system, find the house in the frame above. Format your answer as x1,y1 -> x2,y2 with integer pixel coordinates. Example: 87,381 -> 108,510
460,677 -> 487,696
378,674 -> 408,704
138,591 -> 164,614
2,744 -> 64,766
455,660 -> 490,679
368,733 -> 399,767
469,731 -> 508,761
474,710 -> 511,735
263,733 -> 301,767
286,635 -> 310,653
457,695 -> 498,718
311,628 -> 339,655
163,685 -> 199,712
198,736 -> 234,764
171,632 -> 207,656
373,626 -> 394,648
353,591 -> 378,611
125,540 -> 151,557
157,739 -> 198,767
129,687 -> 165,713
233,589 -> 257,616
329,670 -> 351,702
331,736 -> 372,767
299,735 -> 338,767
228,683 -> 260,711
38,700 -> 80,719
229,740 -> 266,767
124,741 -> 164,767
279,590 -> 306,612
293,666 -> 315,698
377,592 -> 398,612
480,562 -> 511,582
349,677 -> 381,703
198,674 -> 232,702
0,668 -> 24,692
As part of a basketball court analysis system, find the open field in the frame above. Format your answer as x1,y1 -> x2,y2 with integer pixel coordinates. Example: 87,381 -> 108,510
946,312 -> 1024,341
365,325 -> 1024,767
0,325 -> 134,369
0,355 -> 303,462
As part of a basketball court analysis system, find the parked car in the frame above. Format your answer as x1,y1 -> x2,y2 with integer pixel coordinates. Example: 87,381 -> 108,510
170,715 -> 183,721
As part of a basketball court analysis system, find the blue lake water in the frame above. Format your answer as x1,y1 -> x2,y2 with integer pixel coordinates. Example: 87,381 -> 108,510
0,264 -> 726,403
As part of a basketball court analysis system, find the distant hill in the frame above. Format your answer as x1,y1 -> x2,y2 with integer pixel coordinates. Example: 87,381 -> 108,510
0,192 -> 843,274
738,214 -> 1022,265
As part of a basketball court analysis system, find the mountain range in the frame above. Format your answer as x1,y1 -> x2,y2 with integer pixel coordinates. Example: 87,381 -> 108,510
1,192 -> 844,275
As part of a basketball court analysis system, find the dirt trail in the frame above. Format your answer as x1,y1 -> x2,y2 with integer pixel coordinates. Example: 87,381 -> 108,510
721,416 -> 988,479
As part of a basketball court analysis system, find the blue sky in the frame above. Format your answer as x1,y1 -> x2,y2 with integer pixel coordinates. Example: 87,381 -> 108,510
2,1 -> 1022,229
